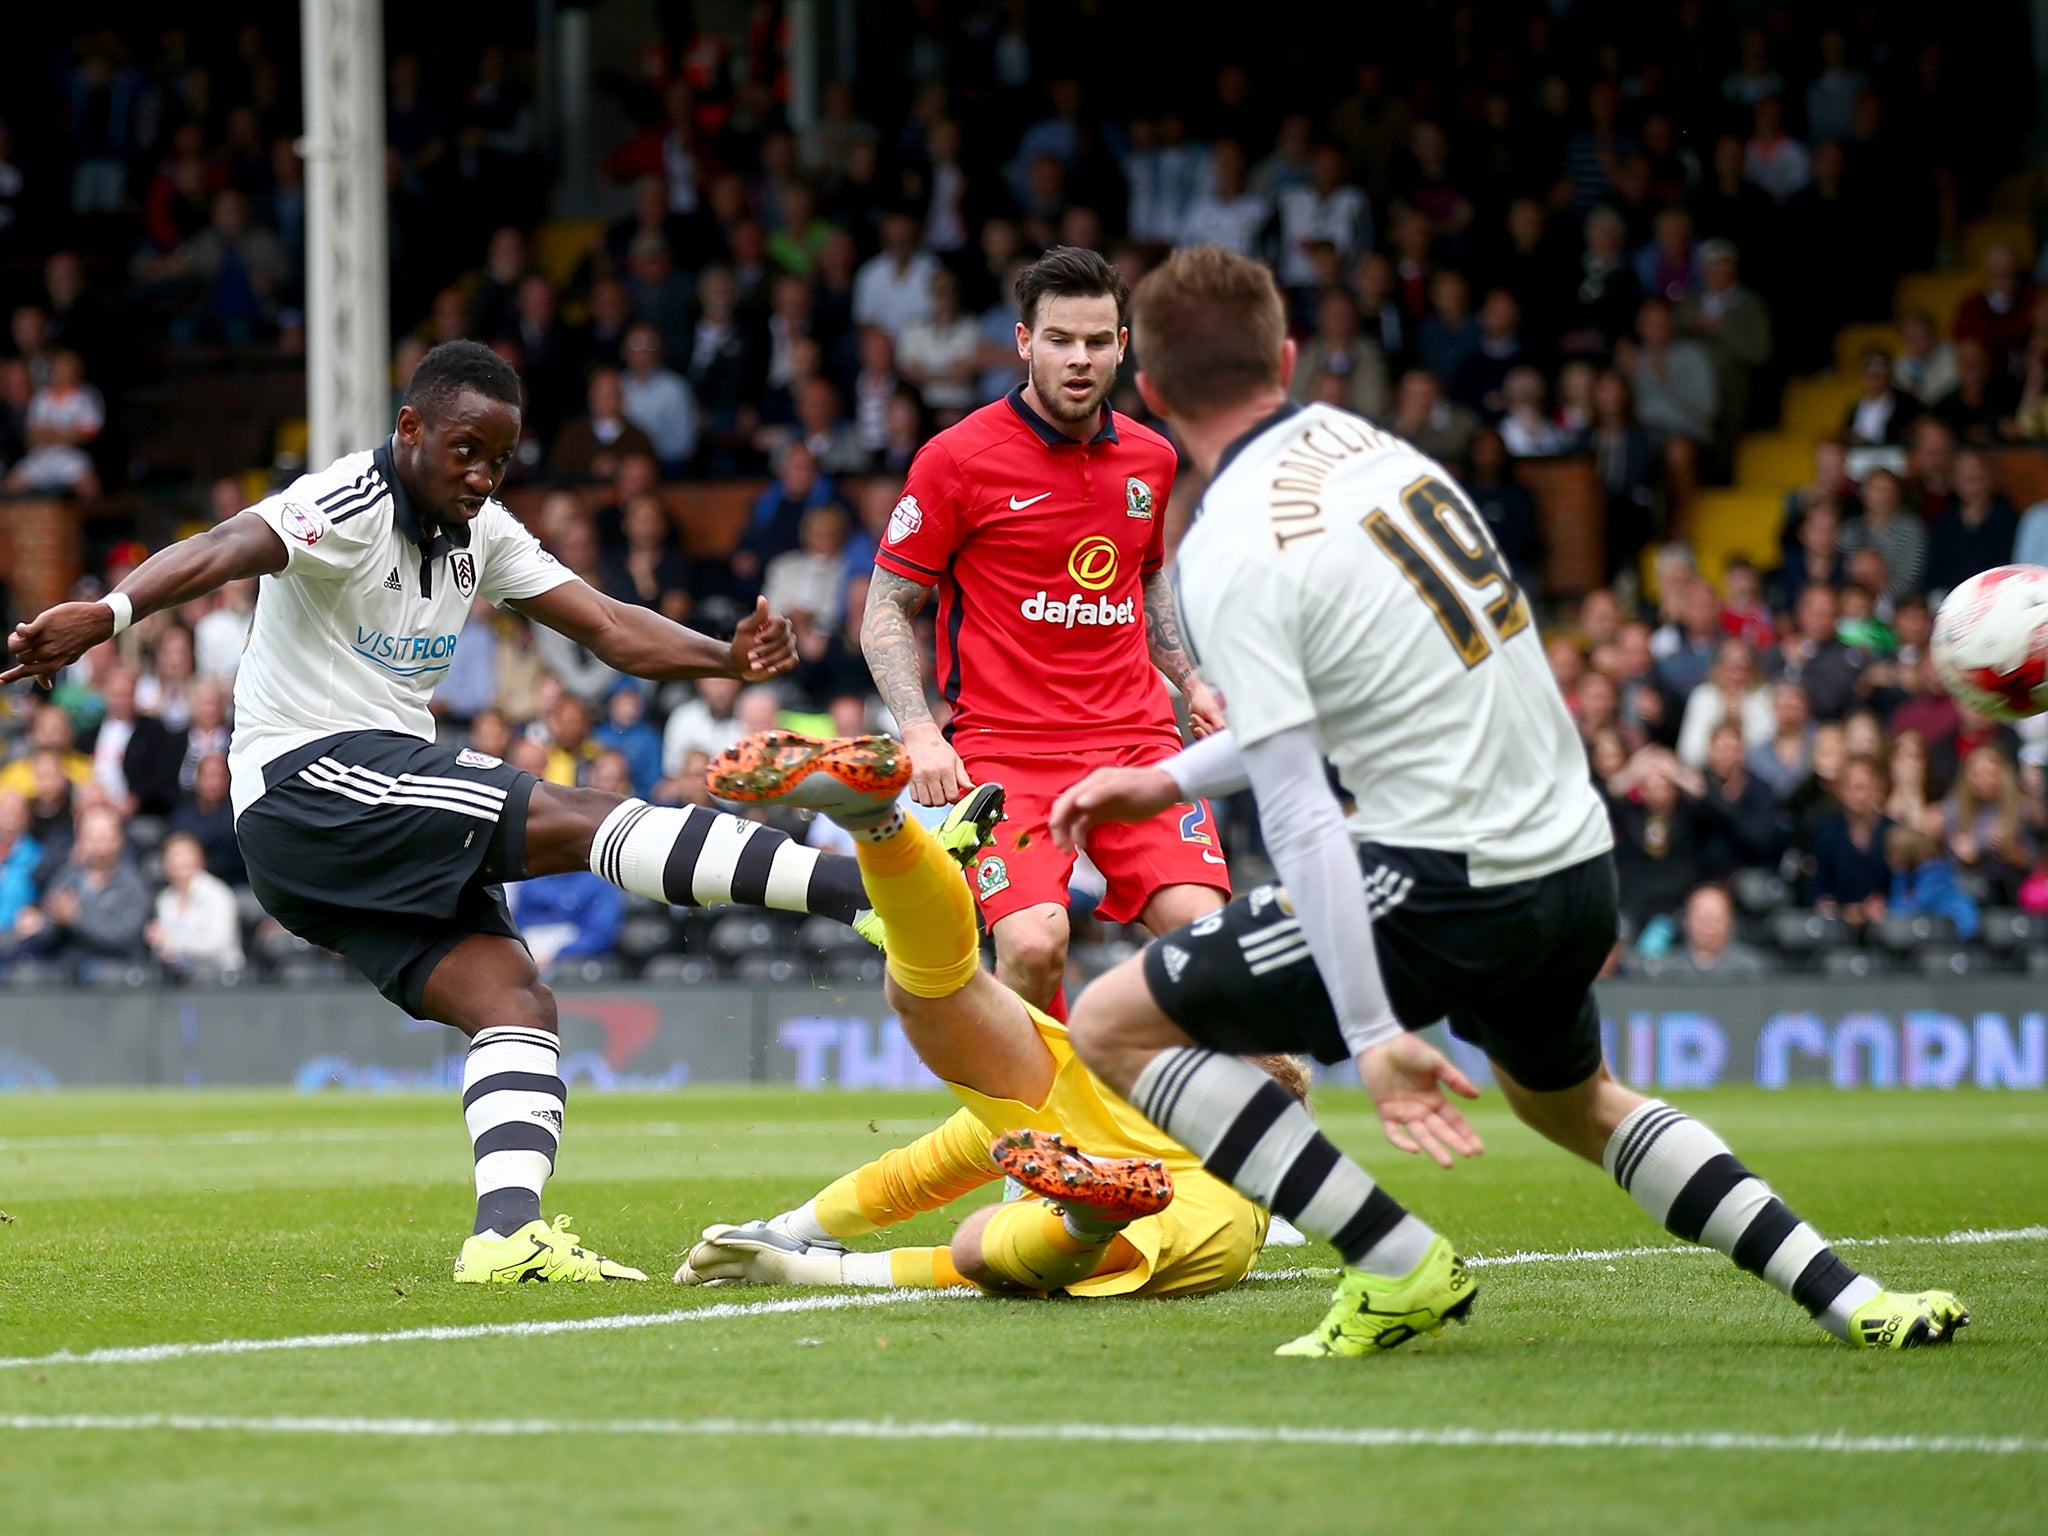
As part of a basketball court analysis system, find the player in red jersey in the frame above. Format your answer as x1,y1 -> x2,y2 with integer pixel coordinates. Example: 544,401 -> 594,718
861,246 -> 1230,1014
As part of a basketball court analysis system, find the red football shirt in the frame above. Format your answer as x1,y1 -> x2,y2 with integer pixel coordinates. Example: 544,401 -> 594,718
874,385 -> 1181,756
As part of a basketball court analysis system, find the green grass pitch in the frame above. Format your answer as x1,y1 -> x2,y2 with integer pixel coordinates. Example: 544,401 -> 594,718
1,1086 -> 2042,1534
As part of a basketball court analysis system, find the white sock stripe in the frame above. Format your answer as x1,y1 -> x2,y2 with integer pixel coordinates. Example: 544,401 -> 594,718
1697,1177 -> 1778,1259
1622,1116 -> 1728,1228
1294,1164 -> 1380,1238
597,801 -> 655,888
690,815 -> 758,904
474,1148 -> 554,1199
469,1026 -> 560,1052
1761,1222 -> 1830,1294
1611,1105 -> 1687,1190
763,839 -> 818,911
588,799 -> 645,888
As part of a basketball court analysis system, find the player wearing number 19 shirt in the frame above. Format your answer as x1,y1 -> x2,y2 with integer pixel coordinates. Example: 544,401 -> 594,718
1053,246 -> 1965,1360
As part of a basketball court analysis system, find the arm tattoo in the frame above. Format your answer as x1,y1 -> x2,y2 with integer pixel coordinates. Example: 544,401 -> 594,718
860,570 -> 937,731
1142,569 -> 1201,692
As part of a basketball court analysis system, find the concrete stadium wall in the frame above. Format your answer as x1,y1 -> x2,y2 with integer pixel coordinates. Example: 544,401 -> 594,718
0,980 -> 2041,1093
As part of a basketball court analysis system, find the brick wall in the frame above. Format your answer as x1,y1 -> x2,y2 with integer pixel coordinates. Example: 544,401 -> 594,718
0,499 -> 83,619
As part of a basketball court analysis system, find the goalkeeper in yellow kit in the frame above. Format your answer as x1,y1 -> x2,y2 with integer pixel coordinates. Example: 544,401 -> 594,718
677,730 -> 1292,1298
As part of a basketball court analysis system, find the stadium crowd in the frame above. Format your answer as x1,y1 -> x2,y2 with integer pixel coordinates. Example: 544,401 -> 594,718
4,4 -> 2048,985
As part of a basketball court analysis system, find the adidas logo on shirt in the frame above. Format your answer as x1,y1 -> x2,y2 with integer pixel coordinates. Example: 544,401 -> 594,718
383,566 -> 402,591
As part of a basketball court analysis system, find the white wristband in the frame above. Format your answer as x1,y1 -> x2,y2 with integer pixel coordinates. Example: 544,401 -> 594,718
100,592 -> 133,636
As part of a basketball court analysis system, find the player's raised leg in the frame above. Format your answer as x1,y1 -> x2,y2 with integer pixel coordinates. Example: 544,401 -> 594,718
1495,1062 -> 1968,1348
1069,954 -> 1472,1357
423,935 -> 645,1283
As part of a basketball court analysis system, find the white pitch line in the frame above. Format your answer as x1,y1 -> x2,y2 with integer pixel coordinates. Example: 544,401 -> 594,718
0,1121 -> 939,1153
1245,1224 -> 2048,1282
0,1289 -> 968,1371
3,1224 -> 2039,1374
0,1413 -> 2041,1457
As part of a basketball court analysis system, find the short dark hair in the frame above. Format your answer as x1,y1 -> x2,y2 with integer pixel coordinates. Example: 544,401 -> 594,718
1016,245 -> 1129,330
403,340 -> 523,418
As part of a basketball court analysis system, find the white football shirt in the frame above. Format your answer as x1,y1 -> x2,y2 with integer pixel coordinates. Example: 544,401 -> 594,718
228,440 -> 575,817
1176,402 -> 1611,887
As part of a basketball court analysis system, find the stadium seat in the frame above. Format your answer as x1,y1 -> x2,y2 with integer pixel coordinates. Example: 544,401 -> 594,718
736,953 -> 803,984
276,955 -> 349,985
798,914 -> 871,955
708,914 -> 781,960
1916,947 -> 1986,977
1978,908 -> 2037,951
617,914 -> 678,962
556,955 -> 627,983
1877,913 -> 1956,952
1821,948 -> 1891,977
1770,908 -> 1849,952
2027,948 -> 2048,978
823,952 -> 886,984
128,816 -> 167,852
641,954 -> 716,985
1731,868 -> 1788,913
235,887 -> 269,929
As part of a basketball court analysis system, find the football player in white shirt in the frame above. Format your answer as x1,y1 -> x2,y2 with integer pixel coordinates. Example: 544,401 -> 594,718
1048,247 -> 1965,1358
3,342 -> 892,1286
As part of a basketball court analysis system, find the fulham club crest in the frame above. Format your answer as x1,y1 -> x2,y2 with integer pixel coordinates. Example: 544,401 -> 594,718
451,551 -> 477,597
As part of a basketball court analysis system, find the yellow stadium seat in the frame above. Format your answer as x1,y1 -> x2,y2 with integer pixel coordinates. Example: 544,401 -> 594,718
1960,218 -> 2035,272
1894,271 -> 1982,336
534,221 -> 605,288
1833,322 -> 1905,376
274,418 -> 309,462
1688,489 -> 1786,588
1778,377 -> 1860,440
1735,432 -> 1816,492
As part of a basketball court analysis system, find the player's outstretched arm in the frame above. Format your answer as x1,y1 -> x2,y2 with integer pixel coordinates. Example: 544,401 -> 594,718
2,513 -> 287,687
1140,570 -> 1224,738
860,570 -> 972,806
514,583 -> 796,682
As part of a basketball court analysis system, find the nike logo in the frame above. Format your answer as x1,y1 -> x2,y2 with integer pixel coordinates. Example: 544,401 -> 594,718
1009,492 -> 1052,510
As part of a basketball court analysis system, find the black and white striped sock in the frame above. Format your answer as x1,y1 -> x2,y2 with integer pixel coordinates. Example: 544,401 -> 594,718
1605,1099 -> 1879,1339
1131,1046 -> 1436,1275
588,800 -> 867,924
463,1026 -> 565,1237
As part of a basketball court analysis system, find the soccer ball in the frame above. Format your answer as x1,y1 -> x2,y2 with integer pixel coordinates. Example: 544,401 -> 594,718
1931,564 -> 2048,719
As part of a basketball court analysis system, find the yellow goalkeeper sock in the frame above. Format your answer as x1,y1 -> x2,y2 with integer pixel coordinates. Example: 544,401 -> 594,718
887,1246 -> 974,1288
854,817 -> 981,999
979,1199 -> 1113,1293
811,1107 -> 1002,1238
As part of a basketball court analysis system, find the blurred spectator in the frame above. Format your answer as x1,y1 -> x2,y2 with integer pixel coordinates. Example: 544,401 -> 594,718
1905,416 -> 1958,523
543,694 -> 599,787
1742,97 -> 1809,204
1719,559 -> 1775,650
1289,287 -> 1388,419
897,269 -> 980,422
13,804 -> 149,968
1698,720 -> 1788,874
592,685 -> 663,800
1891,656 -> 1962,761
1942,744 -> 2039,903
1630,299 -> 1715,516
1926,451 -> 2018,594
1607,746 -> 1709,930
1807,756 -> 1892,924
1635,206 -> 1700,305
0,790 -> 40,934
1275,144 -> 1371,302
168,190 -> 288,345
1664,883 -> 1772,976
1452,290 -> 1529,419
1497,370 -> 1567,458
604,494 -> 692,622
147,830 -> 244,975
685,266 -> 763,466
1416,270 -> 1478,387
1894,312 -> 1958,404
1678,241 -> 1771,438
1768,585 -> 1864,721
1885,729 -> 1937,831
1886,824 -> 1980,940
1747,682 -> 1815,800
1180,139 -> 1269,255
549,367 -> 656,482
508,871 -> 623,970
137,623 -> 197,732
1583,370 -> 1658,581
179,680 -> 230,792
470,227 -> 530,344
168,754 -> 244,886
1838,469 -> 1926,601
192,580 -> 255,681
1805,30 -> 1869,143
1558,208 -> 1641,355
1932,337 -> 2018,446
1677,639 -> 1774,769
853,212 -> 937,341
1387,369 -> 1478,471
4,350 -> 103,497
659,676 -> 744,801
1772,498 -> 1846,613
1463,432 -> 1542,596
1652,577 -> 1723,698
619,324 -> 700,476
0,705 -> 92,795
86,665 -> 181,818
1952,243 -> 2034,374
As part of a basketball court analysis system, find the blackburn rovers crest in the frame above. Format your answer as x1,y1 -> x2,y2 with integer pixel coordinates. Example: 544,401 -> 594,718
1125,477 -> 1154,519
976,855 -> 1010,898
